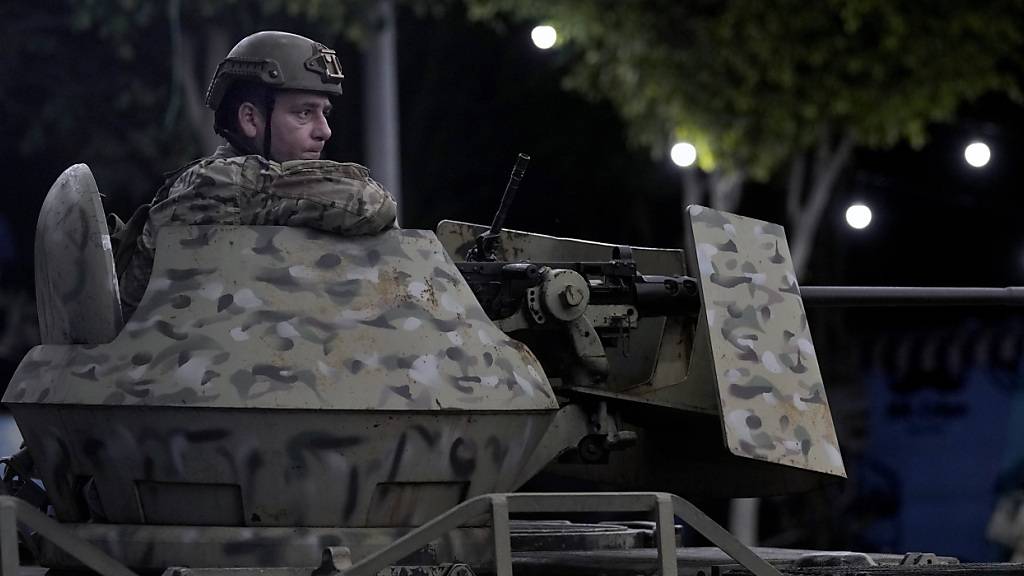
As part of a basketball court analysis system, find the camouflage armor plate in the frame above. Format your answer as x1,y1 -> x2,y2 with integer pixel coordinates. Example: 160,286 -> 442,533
6,225 -> 557,526
687,205 -> 844,477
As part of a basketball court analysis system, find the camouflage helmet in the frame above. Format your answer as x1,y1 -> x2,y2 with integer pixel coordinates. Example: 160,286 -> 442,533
204,30 -> 344,111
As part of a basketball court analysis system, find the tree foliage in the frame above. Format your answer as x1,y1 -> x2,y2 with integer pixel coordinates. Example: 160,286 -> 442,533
462,0 -> 1024,274
0,0 -> 393,208
464,0 -> 1024,180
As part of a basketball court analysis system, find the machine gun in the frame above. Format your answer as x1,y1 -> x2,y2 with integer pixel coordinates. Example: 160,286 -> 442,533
456,258 -> 700,323
456,155 -> 700,386
456,156 -> 1024,372
440,155 -> 1024,496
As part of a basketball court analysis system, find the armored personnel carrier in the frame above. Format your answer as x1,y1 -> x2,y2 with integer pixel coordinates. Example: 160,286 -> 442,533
2,161 -> 1022,576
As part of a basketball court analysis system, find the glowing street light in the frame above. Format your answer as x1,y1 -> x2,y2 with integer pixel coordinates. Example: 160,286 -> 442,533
845,203 -> 872,230
531,25 -> 557,50
964,141 -> 991,168
670,142 -> 697,167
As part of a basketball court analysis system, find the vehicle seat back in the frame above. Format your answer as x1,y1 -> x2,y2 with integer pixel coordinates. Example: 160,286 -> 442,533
34,164 -> 123,344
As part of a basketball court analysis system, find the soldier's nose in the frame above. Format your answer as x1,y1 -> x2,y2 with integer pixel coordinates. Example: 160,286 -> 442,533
313,113 -> 332,141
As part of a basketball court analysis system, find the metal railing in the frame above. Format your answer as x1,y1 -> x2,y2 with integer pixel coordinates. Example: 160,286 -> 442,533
0,496 -> 139,576
0,492 -> 782,576
340,492 -> 782,576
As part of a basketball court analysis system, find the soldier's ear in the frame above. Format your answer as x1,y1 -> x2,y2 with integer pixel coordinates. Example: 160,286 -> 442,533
237,102 -> 262,139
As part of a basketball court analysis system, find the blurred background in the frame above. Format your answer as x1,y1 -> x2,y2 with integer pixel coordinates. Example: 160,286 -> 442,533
2,0 -> 1024,563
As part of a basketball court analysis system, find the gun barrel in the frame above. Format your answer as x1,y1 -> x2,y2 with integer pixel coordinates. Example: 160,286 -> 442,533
800,286 -> 1024,307
488,153 -> 530,236
633,275 -> 700,316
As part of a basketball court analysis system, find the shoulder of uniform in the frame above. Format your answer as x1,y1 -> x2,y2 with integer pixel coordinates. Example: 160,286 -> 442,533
210,143 -> 251,160
187,154 -> 268,177
161,150 -> 241,188
277,159 -> 371,181
334,162 -> 371,179
160,155 -> 269,200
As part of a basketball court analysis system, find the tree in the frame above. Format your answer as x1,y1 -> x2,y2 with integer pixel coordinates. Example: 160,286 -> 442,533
0,0 -> 399,208
461,0 -> 1024,275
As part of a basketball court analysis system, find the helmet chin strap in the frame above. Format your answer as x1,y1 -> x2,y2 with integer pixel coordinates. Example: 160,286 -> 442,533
261,91 -> 276,162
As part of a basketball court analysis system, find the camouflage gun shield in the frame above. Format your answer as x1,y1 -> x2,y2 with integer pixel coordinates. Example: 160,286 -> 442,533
687,205 -> 845,477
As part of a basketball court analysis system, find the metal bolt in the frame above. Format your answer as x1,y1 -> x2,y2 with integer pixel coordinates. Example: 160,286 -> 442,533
561,284 -> 584,307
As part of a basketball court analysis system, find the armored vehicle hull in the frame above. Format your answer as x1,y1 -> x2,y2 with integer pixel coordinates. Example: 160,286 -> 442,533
10,164 -> 1020,575
6,223 -> 558,528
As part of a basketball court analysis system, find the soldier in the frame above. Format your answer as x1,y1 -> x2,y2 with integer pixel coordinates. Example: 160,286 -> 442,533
116,30 -> 397,319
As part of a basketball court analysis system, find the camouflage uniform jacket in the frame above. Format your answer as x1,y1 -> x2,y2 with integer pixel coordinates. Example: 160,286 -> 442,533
119,144 -> 398,318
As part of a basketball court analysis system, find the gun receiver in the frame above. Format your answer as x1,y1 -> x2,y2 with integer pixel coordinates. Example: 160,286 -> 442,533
455,260 -> 700,321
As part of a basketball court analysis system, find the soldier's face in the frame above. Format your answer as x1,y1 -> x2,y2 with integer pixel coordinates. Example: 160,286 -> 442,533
264,91 -> 333,161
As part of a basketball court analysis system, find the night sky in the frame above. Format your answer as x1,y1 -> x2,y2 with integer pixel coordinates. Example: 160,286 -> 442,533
4,9 -> 1022,292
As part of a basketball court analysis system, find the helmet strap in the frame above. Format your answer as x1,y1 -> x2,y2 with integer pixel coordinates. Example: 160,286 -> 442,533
262,91 -> 276,162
